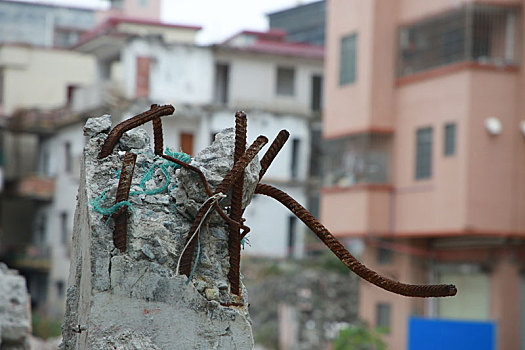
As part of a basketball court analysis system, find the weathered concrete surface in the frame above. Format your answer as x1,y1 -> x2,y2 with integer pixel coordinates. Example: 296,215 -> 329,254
62,115 -> 256,349
0,263 -> 31,350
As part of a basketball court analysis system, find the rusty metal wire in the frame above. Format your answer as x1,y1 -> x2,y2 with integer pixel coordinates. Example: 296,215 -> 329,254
255,183 -> 457,298
98,104 -> 174,159
259,130 -> 290,180
228,111 -> 247,295
112,152 -> 137,252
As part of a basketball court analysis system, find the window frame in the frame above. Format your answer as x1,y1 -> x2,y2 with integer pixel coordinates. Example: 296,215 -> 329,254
339,33 -> 358,86
415,127 -> 433,180
444,123 -> 456,156
276,66 -> 296,97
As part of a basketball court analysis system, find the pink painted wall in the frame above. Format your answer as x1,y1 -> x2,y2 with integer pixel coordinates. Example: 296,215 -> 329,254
466,71 -> 521,232
324,0 -> 374,138
394,72 -> 470,233
358,244 -> 427,350
320,187 -> 391,236
491,258 -> 521,350
324,0 -> 398,138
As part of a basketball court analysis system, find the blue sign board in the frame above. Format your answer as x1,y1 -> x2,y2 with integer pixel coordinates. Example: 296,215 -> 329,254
408,317 -> 496,350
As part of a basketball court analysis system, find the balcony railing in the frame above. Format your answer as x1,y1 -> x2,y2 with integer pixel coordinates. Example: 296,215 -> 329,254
323,134 -> 392,187
71,80 -> 124,113
0,245 -> 51,272
398,4 -> 521,77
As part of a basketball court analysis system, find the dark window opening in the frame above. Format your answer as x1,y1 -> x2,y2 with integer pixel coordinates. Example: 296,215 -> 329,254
444,123 -> 456,156
376,303 -> 391,332
56,280 -> 65,298
377,246 -> 393,264
287,216 -> 297,258
415,127 -> 433,180
276,67 -> 295,96
291,138 -> 300,179
214,63 -> 230,104
60,212 -> 68,245
64,141 -> 72,174
311,75 -> 322,111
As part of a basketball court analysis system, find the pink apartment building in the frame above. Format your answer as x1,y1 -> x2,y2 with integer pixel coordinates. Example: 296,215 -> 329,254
322,1 -> 525,349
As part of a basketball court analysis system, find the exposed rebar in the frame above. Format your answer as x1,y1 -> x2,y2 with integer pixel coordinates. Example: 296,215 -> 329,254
255,183 -> 457,298
112,152 -> 137,252
228,111 -> 247,295
98,104 -> 174,159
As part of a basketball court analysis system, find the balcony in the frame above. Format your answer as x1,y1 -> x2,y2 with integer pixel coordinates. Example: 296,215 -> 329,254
321,134 -> 392,236
0,245 -> 51,272
398,4 -> 521,78
71,80 -> 124,113
323,133 -> 391,187
16,175 -> 55,201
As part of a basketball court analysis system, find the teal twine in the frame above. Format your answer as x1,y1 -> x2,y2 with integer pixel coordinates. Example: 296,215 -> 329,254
90,149 -> 190,221
186,236 -> 200,285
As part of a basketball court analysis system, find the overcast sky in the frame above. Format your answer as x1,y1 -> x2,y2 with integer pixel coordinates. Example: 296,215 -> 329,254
25,0 -> 319,44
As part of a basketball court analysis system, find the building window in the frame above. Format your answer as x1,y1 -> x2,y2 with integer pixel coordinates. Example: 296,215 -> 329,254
56,280 -> 65,298
377,247 -> 393,264
415,127 -> 433,180
311,75 -> 322,111
180,132 -> 194,156
444,123 -> 456,156
287,216 -> 297,258
398,5 -> 520,77
276,67 -> 295,96
64,141 -> 72,174
376,303 -> 391,332
214,63 -> 230,104
290,138 -> 300,179
339,33 -> 357,85
135,57 -> 151,98
60,212 -> 68,245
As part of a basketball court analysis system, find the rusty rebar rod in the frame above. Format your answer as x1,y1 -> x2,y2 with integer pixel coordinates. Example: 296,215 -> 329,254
161,154 -> 250,234
98,104 -> 175,159
112,152 -> 137,252
255,183 -> 457,298
228,111 -> 247,295
259,130 -> 290,180
152,117 -> 164,155
180,135 -> 268,277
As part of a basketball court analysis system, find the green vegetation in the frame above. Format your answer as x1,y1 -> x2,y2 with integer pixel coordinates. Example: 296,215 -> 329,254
32,314 -> 62,339
334,324 -> 387,350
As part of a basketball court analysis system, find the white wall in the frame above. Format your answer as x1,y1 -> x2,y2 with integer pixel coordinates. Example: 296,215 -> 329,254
38,122 -> 84,315
216,50 -> 323,115
0,45 -> 95,115
122,39 -> 214,105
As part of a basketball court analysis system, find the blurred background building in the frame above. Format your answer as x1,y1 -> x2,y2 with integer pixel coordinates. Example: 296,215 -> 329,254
322,1 -> 525,349
0,0 -> 324,324
2,0 -> 525,349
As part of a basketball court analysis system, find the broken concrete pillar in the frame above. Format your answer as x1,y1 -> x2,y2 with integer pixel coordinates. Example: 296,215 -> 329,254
0,263 -> 31,350
62,115 -> 255,349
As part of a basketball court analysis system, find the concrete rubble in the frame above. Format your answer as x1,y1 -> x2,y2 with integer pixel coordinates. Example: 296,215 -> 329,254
62,114 -> 257,349
0,263 -> 31,350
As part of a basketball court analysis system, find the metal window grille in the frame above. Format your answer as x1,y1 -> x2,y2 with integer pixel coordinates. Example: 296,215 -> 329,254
416,127 -> 433,179
339,33 -> 357,85
323,133 -> 392,187
398,4 -> 521,77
